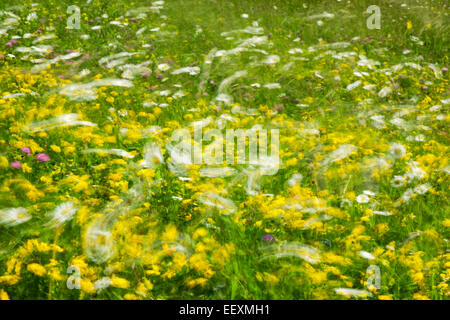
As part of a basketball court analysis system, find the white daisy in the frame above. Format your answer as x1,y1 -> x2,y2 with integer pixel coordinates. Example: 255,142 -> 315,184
415,134 -> 425,142
388,143 -> 406,159
117,110 -> 128,117
429,105 -> 441,112
171,66 -> 200,75
288,48 -> 303,54
214,50 -> 226,57
340,198 -> 352,207
335,288 -> 371,298
346,80 -> 361,91
400,188 -> 415,202
172,91 -> 186,99
391,175 -> 406,187
263,55 -> 280,64
358,251 -> 375,260
263,83 -> 281,89
378,86 -> 392,98
363,190 -> 376,196
94,277 -> 112,292
414,184 -> 430,194
47,202 -> 78,228
0,207 -> 31,227
407,161 -> 426,179
356,194 -> 370,203
157,63 -> 170,71
373,211 -> 392,216
158,90 -> 171,96
84,227 -> 115,263
287,173 -> 303,186
370,115 -> 386,129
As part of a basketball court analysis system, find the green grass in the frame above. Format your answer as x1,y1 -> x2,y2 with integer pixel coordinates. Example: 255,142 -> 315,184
0,0 -> 448,300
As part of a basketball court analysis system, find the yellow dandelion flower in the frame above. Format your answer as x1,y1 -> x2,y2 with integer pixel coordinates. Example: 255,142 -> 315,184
50,145 -> 61,153
407,21 -> 413,30
27,263 -> 47,277
0,289 -> 10,300
111,276 -> 130,289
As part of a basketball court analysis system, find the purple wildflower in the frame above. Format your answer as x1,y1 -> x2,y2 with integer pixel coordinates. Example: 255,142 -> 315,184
11,161 -> 21,169
21,147 -> 31,155
261,234 -> 276,242
36,153 -> 50,162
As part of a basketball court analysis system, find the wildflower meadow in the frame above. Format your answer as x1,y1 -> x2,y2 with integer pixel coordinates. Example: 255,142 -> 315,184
0,0 -> 448,301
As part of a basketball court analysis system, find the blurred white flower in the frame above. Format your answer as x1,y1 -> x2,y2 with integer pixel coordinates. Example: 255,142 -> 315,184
171,66 -> 200,75
263,83 -> 281,89
84,227 -> 115,263
388,143 -> 406,159
391,175 -> 406,187
158,63 -> 170,71
263,55 -> 280,64
414,184 -> 430,194
359,251 -> 375,260
346,80 -> 361,91
0,207 -> 31,227
356,194 -> 370,203
46,202 -> 78,228
140,143 -> 164,168
94,277 -> 112,292
373,211 -> 392,216
378,86 -> 392,98
335,288 -> 371,298
415,134 -> 425,142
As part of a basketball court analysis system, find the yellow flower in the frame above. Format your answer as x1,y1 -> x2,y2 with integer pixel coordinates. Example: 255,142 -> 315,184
193,228 -> 208,239
186,278 -> 208,288
153,107 -> 162,117
80,279 -> 96,294
407,21 -> 413,30
285,158 -> 298,167
27,263 -> 47,276
0,156 -> 8,168
76,206 -> 90,225
137,169 -> 155,180
136,282 -> 148,297
161,224 -> 178,242
48,268 -> 64,281
0,275 -> 20,286
64,145 -> 76,154
50,145 -> 61,153
256,272 -> 279,285
412,272 -> 424,285
0,289 -> 10,300
413,293 -> 430,300
22,163 -> 32,173
74,179 -> 90,193
189,253 -> 212,273
111,276 -> 130,289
